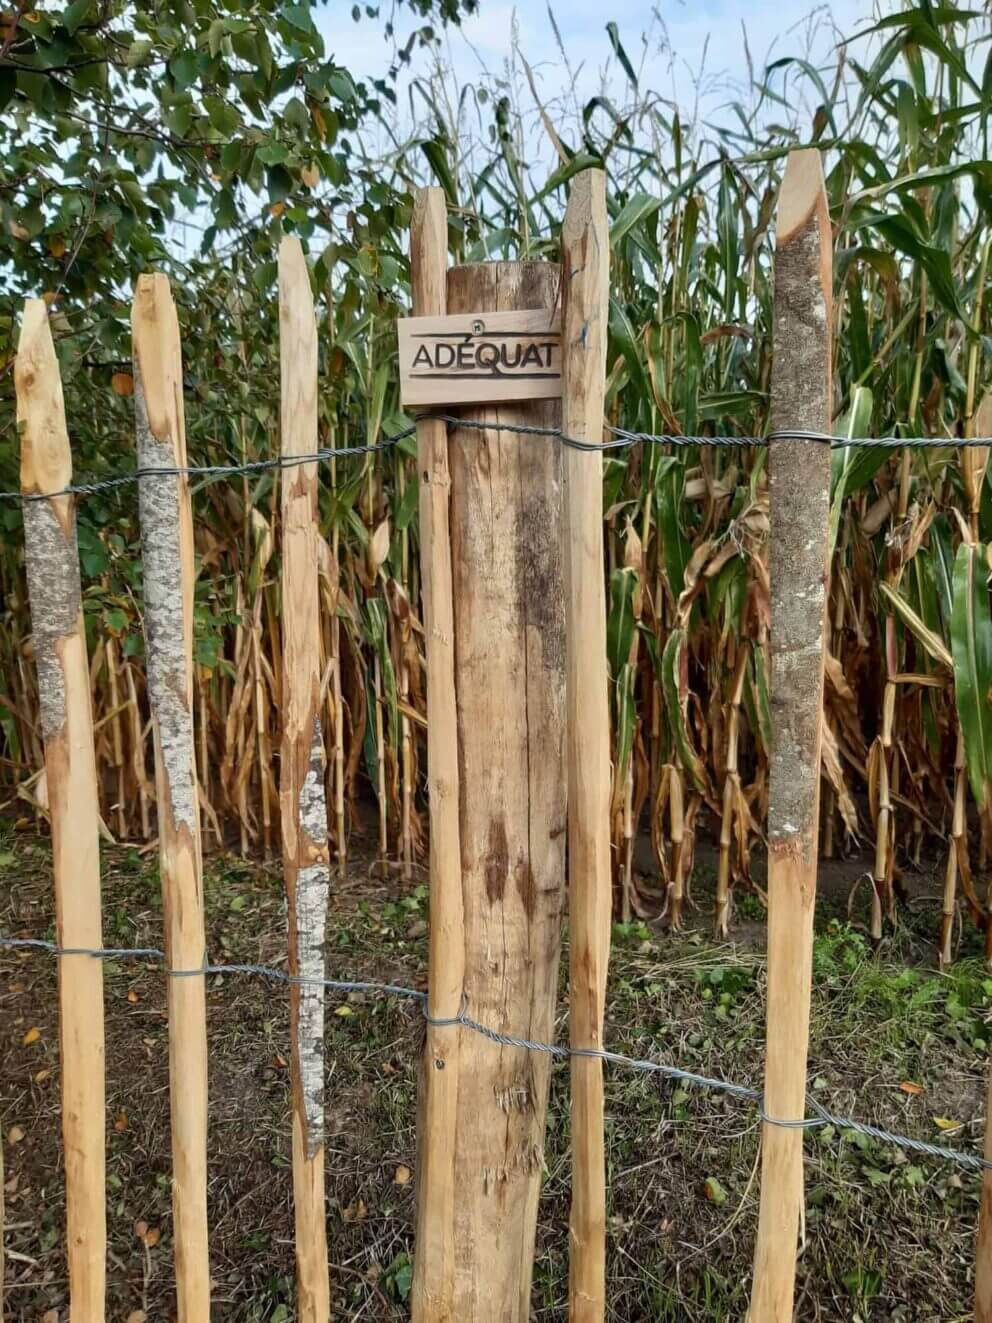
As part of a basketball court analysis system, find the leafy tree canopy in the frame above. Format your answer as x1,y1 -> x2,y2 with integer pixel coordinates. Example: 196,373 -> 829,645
0,0 -> 476,311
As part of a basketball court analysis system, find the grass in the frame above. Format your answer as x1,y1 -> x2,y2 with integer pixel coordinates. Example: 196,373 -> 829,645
1,822 -> 990,1320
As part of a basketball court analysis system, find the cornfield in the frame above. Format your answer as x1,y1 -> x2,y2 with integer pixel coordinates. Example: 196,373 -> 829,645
2,2 -> 992,960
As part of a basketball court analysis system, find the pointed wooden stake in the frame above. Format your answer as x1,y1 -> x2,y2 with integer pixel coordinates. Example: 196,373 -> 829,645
410,186 -> 465,1323
279,236 -> 331,1323
748,148 -> 833,1323
969,396 -> 992,1323
562,170 -> 611,1323
133,273 -> 211,1322
17,299 -> 106,1320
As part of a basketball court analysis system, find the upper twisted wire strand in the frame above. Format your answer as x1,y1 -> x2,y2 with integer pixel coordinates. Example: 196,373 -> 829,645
2,414 -> 990,504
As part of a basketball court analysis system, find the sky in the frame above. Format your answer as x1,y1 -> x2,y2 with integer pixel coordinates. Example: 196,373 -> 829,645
322,0 -> 884,144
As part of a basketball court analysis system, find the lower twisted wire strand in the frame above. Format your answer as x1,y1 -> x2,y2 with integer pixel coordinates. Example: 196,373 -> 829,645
3,936 -> 989,1173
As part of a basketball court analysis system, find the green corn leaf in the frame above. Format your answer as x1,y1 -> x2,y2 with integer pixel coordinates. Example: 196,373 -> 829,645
609,296 -> 651,412
614,662 -> 636,778
830,385 -> 882,553
880,581 -> 953,669
607,567 -> 637,680
606,21 -> 639,89
539,152 -> 602,198
951,541 -> 992,807
419,138 -> 458,207
659,629 -> 706,791
654,458 -> 690,599
609,192 -> 661,249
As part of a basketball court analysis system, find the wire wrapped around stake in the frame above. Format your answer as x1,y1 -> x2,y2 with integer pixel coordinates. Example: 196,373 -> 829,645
2,934 -> 991,1175
5,419 -> 992,505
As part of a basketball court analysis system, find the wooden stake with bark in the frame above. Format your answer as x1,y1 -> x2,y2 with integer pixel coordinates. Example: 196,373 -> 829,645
747,148 -> 833,1323
133,273 -> 211,1322
410,186 -> 465,1323
17,299 -> 106,1319
278,236 -> 331,1323
561,171 -> 611,1323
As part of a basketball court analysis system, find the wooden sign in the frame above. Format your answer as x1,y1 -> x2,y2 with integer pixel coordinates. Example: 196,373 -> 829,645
398,309 -> 561,407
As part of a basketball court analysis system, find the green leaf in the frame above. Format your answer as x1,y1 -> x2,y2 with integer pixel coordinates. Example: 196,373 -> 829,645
951,542 -> 992,807
62,0 -> 93,35
420,139 -> 458,207
703,1175 -> 728,1205
880,581 -> 953,669
607,567 -> 637,679
829,386 -> 881,553
659,629 -> 706,791
610,192 -> 660,248
127,39 -> 155,69
605,20 -> 638,88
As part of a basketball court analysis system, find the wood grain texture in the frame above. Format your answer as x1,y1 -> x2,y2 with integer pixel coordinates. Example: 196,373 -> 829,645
399,309 -> 561,407
748,148 -> 833,1323
447,260 -> 566,1322
410,188 -> 466,1323
279,237 -> 331,1323
970,394 -> 992,1322
133,273 -> 211,1323
977,1050 -> 992,1323
17,298 -> 106,1321
561,171 -> 611,1323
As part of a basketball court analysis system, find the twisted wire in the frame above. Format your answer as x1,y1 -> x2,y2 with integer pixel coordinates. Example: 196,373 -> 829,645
3,417 -> 989,504
3,936 -> 988,1174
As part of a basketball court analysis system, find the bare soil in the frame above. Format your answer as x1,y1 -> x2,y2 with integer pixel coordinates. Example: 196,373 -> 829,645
1,824 -> 989,1321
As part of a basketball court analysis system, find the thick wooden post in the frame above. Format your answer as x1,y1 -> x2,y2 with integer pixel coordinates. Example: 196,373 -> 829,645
561,172 -> 611,1323
748,148 -> 833,1323
445,261 -> 566,1321
968,395 -> 992,1321
278,237 -> 331,1323
133,273 -> 211,1322
411,188 -> 466,1323
17,300 -> 106,1319
976,1047 -> 992,1321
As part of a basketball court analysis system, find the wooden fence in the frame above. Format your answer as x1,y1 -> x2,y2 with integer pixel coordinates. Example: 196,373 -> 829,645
5,149 -> 992,1323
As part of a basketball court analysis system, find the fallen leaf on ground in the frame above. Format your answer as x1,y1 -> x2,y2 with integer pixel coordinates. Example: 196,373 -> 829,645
703,1176 -> 727,1205
393,1165 -> 411,1186
899,1080 -> 923,1095
22,1027 -> 40,1046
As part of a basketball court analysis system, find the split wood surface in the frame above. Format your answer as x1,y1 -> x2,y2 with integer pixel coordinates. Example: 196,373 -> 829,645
429,257 -> 567,1322
561,170 -> 612,1323
279,237 -> 332,1323
410,187 -> 466,1323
